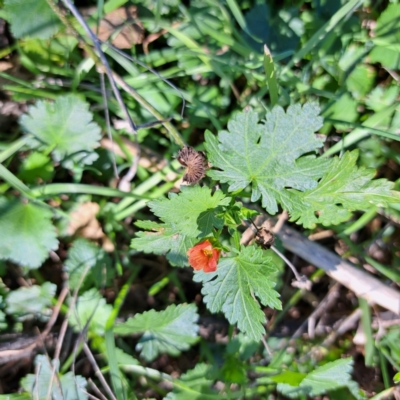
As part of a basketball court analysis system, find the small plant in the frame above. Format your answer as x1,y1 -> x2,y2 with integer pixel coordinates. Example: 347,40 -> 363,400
0,0 -> 399,399
132,104 -> 399,341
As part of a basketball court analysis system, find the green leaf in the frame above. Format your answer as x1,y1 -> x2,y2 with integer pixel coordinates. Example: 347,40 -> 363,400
65,238 -> 113,290
276,383 -> 310,399
18,152 -> 54,184
149,186 -> 230,238
5,282 -> 56,321
4,0 -> 61,39
379,326 -> 400,368
369,46 -> 400,70
0,394 -> 31,399
68,289 -> 112,336
370,3 -> 400,69
228,332 -> 259,361
21,355 -> 88,400
0,198 -> 58,269
132,187 -> 231,266
114,347 -> 139,366
165,363 -> 219,400
365,85 -> 400,113
300,358 -> 362,399
288,150 -> 399,228
346,64 -> 376,99
324,93 -> 358,130
221,355 -> 247,384
132,221 -> 197,267
372,3 -> 400,49
193,245 -> 281,341
114,304 -> 199,361
270,370 -> 306,385
20,95 -> 101,168
205,104 -> 328,214
277,358 -> 364,399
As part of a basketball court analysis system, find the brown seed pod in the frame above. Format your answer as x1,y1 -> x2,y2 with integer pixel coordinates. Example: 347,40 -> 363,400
255,227 -> 275,249
177,146 -> 208,184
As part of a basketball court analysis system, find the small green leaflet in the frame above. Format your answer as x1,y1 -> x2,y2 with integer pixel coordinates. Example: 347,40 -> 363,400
6,282 -> 56,322
132,187 -> 230,266
114,304 -> 199,361
4,0 -> 62,39
132,221 -> 197,267
68,289 -> 112,337
165,363 -> 219,400
18,152 -> 54,184
20,95 -> 101,168
0,198 -> 58,269
276,358 -> 364,399
149,186 -> 231,237
193,245 -> 281,341
65,238 -> 113,290
205,103 -> 330,214
288,150 -> 400,228
21,355 -> 88,400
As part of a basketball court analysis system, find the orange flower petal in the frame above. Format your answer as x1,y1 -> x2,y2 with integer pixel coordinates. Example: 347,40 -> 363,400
187,240 -> 220,273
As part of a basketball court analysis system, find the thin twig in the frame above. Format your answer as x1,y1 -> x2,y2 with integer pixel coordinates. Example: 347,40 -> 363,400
104,43 -> 186,119
50,265 -> 92,400
60,0 -> 137,134
100,71 -> 119,179
83,342 -> 117,400
88,378 -> 109,400
260,336 -> 272,356
111,74 -> 184,146
45,287 -> 69,399
270,245 -> 302,282
59,0 -> 141,186
383,67 -> 400,82
322,308 -> 362,347
292,283 -> 341,339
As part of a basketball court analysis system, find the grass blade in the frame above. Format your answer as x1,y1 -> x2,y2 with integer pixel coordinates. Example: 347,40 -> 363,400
30,183 -> 149,199
359,298 -> 375,367
263,45 -> 279,107
323,103 -> 399,157
0,138 -> 27,163
105,276 -> 137,400
282,0 -> 363,74
0,163 -> 34,199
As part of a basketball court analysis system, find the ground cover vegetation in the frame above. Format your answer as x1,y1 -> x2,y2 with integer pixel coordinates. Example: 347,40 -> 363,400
0,0 -> 399,398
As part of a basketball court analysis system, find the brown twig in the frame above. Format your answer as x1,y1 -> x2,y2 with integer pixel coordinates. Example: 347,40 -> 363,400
83,343 -> 117,400
322,308 -> 362,347
292,283 -> 341,339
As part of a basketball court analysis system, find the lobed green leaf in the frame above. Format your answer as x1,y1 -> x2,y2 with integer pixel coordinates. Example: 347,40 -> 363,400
205,104 -> 328,214
115,304 -> 199,361
21,355 -> 88,400
20,95 -> 101,168
5,282 -> 56,321
277,358 -> 364,399
4,0 -> 62,39
68,289 -> 112,337
194,245 -> 281,341
288,150 -> 400,228
65,238 -> 113,290
149,186 -> 230,238
132,221 -> 197,267
165,363 -> 219,400
0,198 -> 58,269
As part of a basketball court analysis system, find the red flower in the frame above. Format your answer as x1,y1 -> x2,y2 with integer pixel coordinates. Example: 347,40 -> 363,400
187,240 -> 220,273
